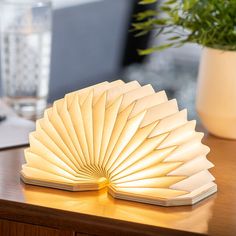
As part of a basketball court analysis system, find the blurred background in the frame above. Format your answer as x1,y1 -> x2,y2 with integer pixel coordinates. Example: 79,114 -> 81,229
0,0 -> 202,119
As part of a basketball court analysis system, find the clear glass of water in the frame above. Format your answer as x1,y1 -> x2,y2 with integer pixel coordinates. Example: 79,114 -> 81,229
0,0 -> 52,119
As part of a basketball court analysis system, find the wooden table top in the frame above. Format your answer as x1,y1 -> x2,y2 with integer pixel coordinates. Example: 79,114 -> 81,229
0,133 -> 235,236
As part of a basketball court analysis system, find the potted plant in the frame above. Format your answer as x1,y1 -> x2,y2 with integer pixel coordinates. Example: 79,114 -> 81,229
133,0 -> 236,139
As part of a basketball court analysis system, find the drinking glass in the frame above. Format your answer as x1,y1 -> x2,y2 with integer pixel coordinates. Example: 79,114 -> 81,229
0,0 -> 52,119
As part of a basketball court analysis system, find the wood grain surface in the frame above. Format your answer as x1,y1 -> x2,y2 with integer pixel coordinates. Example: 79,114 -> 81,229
0,219 -> 74,236
0,132 -> 235,236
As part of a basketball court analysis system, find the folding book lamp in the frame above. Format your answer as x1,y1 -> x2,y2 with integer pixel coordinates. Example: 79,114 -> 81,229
21,80 -> 217,206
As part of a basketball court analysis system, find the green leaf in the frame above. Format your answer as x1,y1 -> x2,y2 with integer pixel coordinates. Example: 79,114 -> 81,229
167,36 -> 181,41
134,10 -> 157,21
138,43 -> 174,55
134,31 -> 149,37
160,6 -> 171,12
139,0 -> 157,5
153,19 -> 168,25
164,0 -> 176,5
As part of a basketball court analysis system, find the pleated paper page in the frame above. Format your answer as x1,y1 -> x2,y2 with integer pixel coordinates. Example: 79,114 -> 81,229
21,80 -> 217,206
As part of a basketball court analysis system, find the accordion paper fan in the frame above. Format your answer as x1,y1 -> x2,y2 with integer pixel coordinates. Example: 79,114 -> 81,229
21,80 -> 217,206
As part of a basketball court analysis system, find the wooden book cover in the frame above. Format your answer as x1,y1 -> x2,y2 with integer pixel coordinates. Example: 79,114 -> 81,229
21,80 -> 217,206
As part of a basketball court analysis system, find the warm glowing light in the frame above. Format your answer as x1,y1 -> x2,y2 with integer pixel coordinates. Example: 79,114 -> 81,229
21,80 -> 217,206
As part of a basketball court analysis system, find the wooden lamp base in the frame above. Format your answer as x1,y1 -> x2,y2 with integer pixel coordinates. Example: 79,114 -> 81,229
21,172 -> 217,206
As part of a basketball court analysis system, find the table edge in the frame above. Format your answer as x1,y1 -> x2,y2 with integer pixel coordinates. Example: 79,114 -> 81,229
0,198 -> 205,236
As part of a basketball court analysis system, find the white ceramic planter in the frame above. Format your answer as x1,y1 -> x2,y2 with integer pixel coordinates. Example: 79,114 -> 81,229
196,47 -> 236,139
